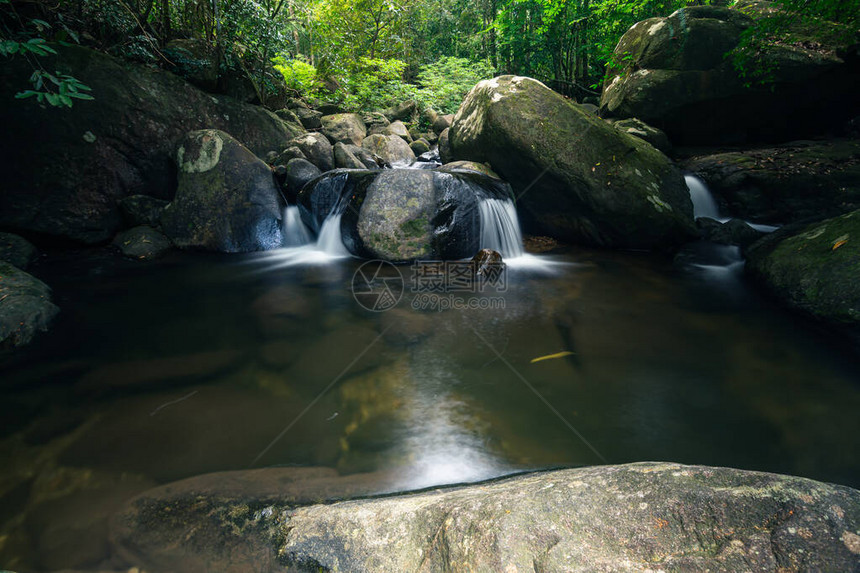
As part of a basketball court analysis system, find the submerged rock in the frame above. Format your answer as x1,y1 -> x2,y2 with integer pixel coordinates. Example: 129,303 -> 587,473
0,262 -> 59,349
682,139 -> 860,224
161,130 -> 284,252
746,209 -> 860,326
0,232 -> 38,270
110,462 -> 860,573
600,2 -> 860,144
112,226 -> 173,260
450,75 -> 696,250
0,44 -> 302,245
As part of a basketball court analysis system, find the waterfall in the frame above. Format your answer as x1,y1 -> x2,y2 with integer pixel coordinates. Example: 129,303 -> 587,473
478,198 -> 524,259
282,205 -> 313,247
685,174 -> 721,220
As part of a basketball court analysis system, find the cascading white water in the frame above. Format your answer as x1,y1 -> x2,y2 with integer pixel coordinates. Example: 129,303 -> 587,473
478,198 -> 524,259
316,211 -> 350,255
282,205 -> 313,247
684,174 -> 721,220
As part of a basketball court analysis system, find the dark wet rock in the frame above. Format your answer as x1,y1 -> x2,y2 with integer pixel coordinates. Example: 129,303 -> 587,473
383,99 -> 418,122
300,169 -> 513,261
0,44 -> 303,245
450,75 -> 696,250
438,127 -> 452,163
285,158 -> 322,197
161,130 -> 285,252
109,467 -> 396,573
294,107 -> 323,130
118,195 -> 169,228
111,462 -> 860,573
274,107 -> 303,127
697,217 -> 765,247
472,248 -> 503,279
273,145 -> 307,167
432,113 -> 453,134
382,120 -> 412,142
289,133 -> 335,172
278,462 -> 860,571
112,226 -> 172,260
320,113 -> 366,146
682,139 -> 860,224
333,142 -> 378,170
438,160 -> 501,179
0,232 -> 37,269
360,134 -> 416,166
0,262 -> 59,349
409,139 -> 431,156
746,209 -> 860,326
600,2 -> 860,145
611,117 -> 672,153
163,38 -> 218,91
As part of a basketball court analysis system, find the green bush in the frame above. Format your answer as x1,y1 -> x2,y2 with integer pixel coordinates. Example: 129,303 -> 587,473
341,57 -> 418,112
415,56 -> 495,114
273,56 -> 321,98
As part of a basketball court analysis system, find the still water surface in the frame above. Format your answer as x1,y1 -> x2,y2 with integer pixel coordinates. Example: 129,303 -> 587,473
1,244 -> 858,568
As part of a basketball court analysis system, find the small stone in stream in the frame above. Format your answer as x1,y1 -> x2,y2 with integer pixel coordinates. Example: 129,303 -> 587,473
471,248 -> 503,278
0,261 -> 59,348
112,226 -> 173,260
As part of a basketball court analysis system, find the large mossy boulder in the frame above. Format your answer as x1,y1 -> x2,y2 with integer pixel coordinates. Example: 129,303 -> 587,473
161,130 -> 285,252
361,134 -> 416,166
600,2 -> 860,145
110,462 -> 860,573
450,75 -> 696,250
298,169 -> 514,261
746,209 -> 860,327
320,113 -> 366,146
0,45 -> 303,245
0,262 -> 59,349
0,232 -> 38,270
682,139 -> 860,224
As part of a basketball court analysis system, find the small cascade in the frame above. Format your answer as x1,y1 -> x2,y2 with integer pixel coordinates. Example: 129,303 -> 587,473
478,198 -> 524,259
685,174 -> 721,220
282,205 -> 313,247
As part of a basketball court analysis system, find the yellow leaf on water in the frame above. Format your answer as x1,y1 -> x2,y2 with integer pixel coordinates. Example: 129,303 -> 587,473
530,351 -> 575,364
832,234 -> 849,250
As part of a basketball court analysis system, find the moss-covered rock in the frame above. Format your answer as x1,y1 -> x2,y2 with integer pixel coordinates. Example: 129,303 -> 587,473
0,44 -> 303,245
288,133 -> 335,172
600,2 -> 860,144
118,195 -> 170,229
161,130 -> 285,252
361,134 -> 416,166
682,139 -> 860,224
611,117 -> 672,153
0,232 -> 37,270
0,262 -> 59,349
320,113 -> 367,146
451,75 -> 696,250
746,209 -> 860,326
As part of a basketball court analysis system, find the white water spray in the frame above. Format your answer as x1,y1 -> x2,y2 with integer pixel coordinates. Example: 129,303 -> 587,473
282,205 -> 313,247
478,198 -> 524,259
685,174 -> 721,220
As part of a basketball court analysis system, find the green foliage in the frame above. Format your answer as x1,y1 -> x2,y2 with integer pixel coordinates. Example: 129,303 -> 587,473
342,57 -> 417,111
414,56 -> 494,113
0,0 -> 93,107
273,56 -> 321,97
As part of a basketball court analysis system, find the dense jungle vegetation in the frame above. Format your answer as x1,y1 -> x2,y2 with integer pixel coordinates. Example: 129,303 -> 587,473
1,0 -> 858,112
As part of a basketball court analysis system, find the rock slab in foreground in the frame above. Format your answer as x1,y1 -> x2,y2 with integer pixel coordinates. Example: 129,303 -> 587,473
450,75 -> 696,250
281,462 -> 860,572
161,130 -> 285,252
746,209 -> 860,326
0,262 -> 59,348
110,462 -> 860,573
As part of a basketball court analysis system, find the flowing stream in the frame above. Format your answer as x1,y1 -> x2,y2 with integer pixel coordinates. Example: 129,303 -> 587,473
1,173 -> 859,571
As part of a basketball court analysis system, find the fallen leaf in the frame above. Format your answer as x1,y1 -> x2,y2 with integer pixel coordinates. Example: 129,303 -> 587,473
530,351 -> 575,364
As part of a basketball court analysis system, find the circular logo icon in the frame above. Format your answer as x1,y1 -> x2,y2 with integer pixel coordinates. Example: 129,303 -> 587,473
351,260 -> 404,312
